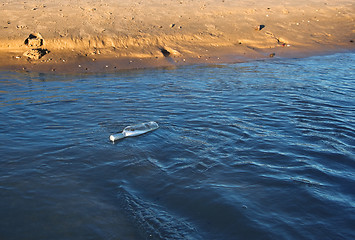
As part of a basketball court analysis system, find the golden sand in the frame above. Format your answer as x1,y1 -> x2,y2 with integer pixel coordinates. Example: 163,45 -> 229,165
0,0 -> 354,73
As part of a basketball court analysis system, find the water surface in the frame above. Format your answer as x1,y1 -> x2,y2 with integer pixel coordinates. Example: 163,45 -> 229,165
1,53 -> 354,239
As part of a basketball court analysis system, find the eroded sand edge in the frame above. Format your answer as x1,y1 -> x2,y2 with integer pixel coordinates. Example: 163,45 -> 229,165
1,0 -> 354,73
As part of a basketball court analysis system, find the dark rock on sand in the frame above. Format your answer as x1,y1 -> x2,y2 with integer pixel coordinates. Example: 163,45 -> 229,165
23,48 -> 49,60
160,48 -> 171,57
24,33 -> 44,47
255,25 -> 265,31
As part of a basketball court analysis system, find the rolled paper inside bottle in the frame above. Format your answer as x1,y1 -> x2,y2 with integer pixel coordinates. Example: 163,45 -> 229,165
110,133 -> 125,142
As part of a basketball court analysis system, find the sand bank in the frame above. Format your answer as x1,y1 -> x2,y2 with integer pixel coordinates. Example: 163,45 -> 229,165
0,0 -> 354,73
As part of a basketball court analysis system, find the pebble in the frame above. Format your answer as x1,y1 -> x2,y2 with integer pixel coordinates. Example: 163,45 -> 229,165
255,25 -> 265,31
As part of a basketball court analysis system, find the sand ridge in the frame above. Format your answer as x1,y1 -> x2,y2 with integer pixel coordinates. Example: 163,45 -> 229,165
0,0 -> 354,72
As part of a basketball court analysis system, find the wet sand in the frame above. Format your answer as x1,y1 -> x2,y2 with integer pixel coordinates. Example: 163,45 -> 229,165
0,0 -> 354,73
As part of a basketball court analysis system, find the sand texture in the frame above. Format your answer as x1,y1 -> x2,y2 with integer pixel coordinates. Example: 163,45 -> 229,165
0,0 -> 354,72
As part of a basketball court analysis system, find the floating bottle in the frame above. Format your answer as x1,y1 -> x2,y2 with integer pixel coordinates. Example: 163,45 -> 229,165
110,121 -> 159,142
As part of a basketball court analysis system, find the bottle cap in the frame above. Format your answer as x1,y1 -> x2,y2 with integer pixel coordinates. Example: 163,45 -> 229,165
110,133 -> 125,142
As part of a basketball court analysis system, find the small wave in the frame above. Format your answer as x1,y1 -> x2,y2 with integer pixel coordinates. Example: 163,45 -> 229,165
117,187 -> 201,240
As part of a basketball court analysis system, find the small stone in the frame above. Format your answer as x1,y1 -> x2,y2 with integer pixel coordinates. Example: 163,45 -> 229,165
269,53 -> 276,58
160,48 -> 170,57
23,48 -> 49,60
170,23 -> 175,28
24,33 -> 44,48
255,25 -> 265,31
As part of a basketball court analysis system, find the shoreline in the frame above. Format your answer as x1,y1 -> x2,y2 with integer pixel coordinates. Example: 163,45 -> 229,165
1,47 -> 354,75
1,0 -> 354,73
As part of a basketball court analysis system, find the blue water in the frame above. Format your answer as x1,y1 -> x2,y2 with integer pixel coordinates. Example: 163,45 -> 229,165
0,53 -> 354,240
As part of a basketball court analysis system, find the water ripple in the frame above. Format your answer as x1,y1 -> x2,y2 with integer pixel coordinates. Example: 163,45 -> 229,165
0,53 -> 354,239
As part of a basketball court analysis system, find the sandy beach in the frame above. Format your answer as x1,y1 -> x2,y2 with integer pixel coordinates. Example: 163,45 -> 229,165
0,0 -> 354,73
